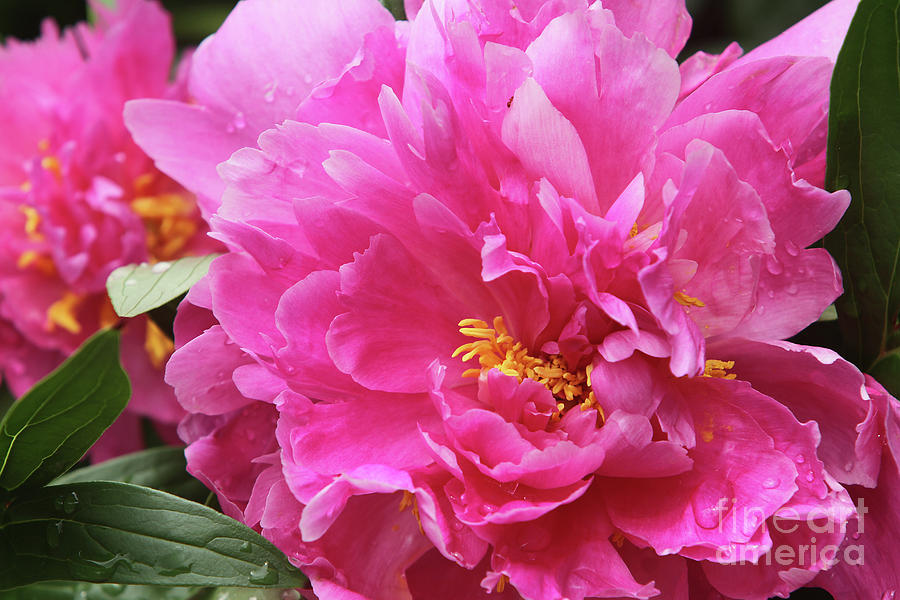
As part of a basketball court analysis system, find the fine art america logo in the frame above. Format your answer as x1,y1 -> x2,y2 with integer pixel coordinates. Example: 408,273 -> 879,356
713,498 -> 867,567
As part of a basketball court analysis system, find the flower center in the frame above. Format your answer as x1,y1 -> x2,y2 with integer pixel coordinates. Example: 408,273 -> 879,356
131,173 -> 198,262
452,316 -> 604,422
703,359 -> 736,379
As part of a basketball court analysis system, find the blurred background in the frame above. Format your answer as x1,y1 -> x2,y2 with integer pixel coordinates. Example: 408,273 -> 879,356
0,0 -> 830,57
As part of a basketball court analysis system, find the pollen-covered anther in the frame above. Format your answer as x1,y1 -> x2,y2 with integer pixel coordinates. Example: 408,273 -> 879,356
131,190 -> 198,261
46,291 -> 83,334
704,359 -> 737,380
674,290 -> 705,308
19,205 -> 44,241
399,491 -> 424,534
454,316 -> 604,423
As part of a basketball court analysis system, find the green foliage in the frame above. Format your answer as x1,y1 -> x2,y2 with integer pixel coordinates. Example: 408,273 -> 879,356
0,481 -> 308,591
0,582 -> 197,600
53,446 -> 207,503
0,330 -> 129,491
825,0 -> 900,385
106,254 -> 218,318
380,0 -> 407,20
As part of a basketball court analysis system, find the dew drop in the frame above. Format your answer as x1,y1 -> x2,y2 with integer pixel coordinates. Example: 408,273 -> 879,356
46,521 -> 63,548
762,478 -> 779,489
844,462 -> 855,472
765,255 -> 783,275
156,548 -> 192,576
302,73 -> 313,85
233,111 -> 246,130
766,289 -> 775,299
248,561 -> 278,585
516,526 -> 552,553
691,480 -> 732,530
785,240 -> 801,256
124,278 -> 137,287
883,591 -> 896,600
100,583 -> 126,597
151,261 -> 171,273
805,472 -> 815,483
281,592 -> 301,600
263,81 -> 278,103
240,541 -> 253,553
55,491 -> 79,514
786,283 -> 798,295
796,454 -> 806,464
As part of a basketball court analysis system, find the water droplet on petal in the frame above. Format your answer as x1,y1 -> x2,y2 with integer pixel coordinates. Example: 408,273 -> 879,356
233,112 -> 246,130
691,480 -> 732,530
786,283 -> 798,295
805,472 -> 815,483
516,525 -> 552,552
844,462 -> 855,472
785,240 -> 801,256
765,255 -> 783,275
796,454 -> 806,464
762,478 -> 779,489
263,81 -> 278,103
302,73 -> 313,85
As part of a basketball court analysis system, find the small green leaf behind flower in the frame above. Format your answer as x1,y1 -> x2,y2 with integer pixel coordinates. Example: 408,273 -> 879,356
0,330 -> 130,491
106,254 -> 218,318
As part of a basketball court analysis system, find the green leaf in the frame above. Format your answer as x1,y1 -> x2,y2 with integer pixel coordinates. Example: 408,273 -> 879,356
0,482 -> 308,591
870,350 -> 900,397
825,0 -> 900,368
53,447 -> 208,502
194,589 -> 302,600
0,582 -> 198,600
106,255 -> 218,318
379,0 -> 407,20
0,330 -> 130,491
0,386 -> 13,422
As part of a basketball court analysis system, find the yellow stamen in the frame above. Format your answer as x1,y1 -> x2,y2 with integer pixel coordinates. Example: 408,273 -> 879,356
19,205 -> 43,241
19,181 -> 32,192
98,297 -> 119,330
46,291 -> 82,334
134,173 -> 156,194
37,139 -> 50,152
611,531 -> 626,547
145,319 -> 174,370
629,223 -> 639,238
131,192 -> 198,262
496,574 -> 509,593
453,316 -> 604,424
40,156 -> 62,179
17,250 -> 55,275
399,491 -> 424,533
674,290 -> 705,308
703,359 -> 736,380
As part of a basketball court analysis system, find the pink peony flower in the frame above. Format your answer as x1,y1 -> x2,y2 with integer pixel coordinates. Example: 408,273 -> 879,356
130,0 -> 900,597
0,0 -> 218,460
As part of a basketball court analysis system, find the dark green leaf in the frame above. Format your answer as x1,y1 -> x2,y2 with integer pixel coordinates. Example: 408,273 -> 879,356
0,386 -> 13,422
380,0 -> 407,20
53,447 -> 208,502
870,351 -> 900,397
147,293 -> 185,342
0,481 -> 308,590
0,330 -> 130,491
825,0 -> 900,368
106,255 -> 218,318
193,589 -> 301,600
0,582 -> 198,600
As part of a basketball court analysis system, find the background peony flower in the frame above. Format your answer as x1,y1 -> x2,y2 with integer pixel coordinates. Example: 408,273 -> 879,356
0,0 -> 219,460
129,0 -> 900,598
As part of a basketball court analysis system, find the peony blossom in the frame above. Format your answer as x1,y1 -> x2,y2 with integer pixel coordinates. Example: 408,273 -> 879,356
0,0 -> 218,459
130,0 -> 900,598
